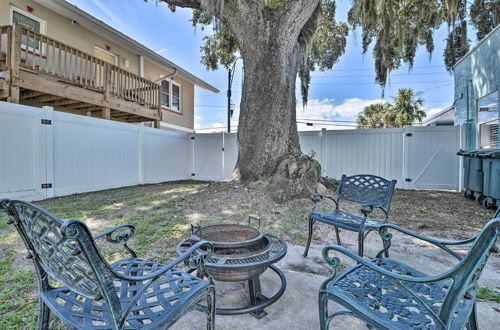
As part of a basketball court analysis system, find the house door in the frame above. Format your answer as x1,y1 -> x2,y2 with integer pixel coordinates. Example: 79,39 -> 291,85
11,7 -> 44,52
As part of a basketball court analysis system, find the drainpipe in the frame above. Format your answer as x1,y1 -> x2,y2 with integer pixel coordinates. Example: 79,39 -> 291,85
154,67 -> 177,83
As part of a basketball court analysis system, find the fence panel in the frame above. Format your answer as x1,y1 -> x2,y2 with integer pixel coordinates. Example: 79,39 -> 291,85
142,126 -> 190,183
323,128 -> 405,187
193,133 -> 224,180
0,102 -> 48,200
53,111 -> 140,197
406,126 -> 461,190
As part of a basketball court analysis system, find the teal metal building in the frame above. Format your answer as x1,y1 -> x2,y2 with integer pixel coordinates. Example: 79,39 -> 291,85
454,24 -> 499,149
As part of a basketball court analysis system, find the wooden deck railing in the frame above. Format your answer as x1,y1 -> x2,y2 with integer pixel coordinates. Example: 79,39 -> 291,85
4,25 -> 161,110
0,25 -> 12,72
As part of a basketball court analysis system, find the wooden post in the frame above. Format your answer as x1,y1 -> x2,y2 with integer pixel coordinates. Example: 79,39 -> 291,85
8,86 -> 19,103
102,107 -> 111,120
7,26 -> 21,103
104,62 -> 111,100
10,25 -> 21,79
154,120 -> 161,129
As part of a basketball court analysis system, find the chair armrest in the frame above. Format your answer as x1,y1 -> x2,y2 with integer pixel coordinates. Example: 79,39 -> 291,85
94,224 -> 137,258
376,223 -> 476,261
310,194 -> 338,211
110,241 -> 213,282
322,245 -> 450,285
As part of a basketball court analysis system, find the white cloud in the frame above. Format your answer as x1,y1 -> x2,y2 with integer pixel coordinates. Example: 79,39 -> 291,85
425,107 -> 445,116
297,98 -> 384,120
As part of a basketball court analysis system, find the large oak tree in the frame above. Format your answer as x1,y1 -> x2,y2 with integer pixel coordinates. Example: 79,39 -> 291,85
154,0 -> 499,201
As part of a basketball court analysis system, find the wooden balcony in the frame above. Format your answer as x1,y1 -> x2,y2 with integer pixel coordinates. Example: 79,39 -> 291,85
0,25 -> 161,122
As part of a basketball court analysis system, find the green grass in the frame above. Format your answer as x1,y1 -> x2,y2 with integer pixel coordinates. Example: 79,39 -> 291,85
477,287 -> 500,303
0,181 -> 497,328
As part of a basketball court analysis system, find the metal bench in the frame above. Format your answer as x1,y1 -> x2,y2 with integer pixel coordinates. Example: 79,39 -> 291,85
303,174 -> 397,258
0,199 -> 215,330
319,216 -> 499,330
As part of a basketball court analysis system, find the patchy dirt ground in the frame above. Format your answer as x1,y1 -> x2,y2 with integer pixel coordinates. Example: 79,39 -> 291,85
0,181 -> 497,329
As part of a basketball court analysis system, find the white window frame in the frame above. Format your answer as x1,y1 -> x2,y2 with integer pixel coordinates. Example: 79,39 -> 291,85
10,5 -> 46,54
160,78 -> 182,114
94,45 -> 118,65
160,79 -> 170,109
476,89 -> 499,149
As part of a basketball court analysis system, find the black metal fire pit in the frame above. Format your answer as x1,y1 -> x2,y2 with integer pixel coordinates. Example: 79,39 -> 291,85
176,218 -> 287,318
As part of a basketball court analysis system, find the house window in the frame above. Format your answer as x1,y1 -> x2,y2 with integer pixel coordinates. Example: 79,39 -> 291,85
94,46 -> 118,65
10,6 -> 45,52
161,80 -> 170,108
172,83 -> 181,112
477,91 -> 499,149
160,79 -> 181,113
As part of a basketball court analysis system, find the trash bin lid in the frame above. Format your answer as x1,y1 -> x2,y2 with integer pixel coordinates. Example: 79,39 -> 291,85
457,149 -> 482,156
477,149 -> 500,158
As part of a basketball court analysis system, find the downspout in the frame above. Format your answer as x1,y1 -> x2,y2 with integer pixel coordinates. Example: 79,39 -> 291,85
154,67 -> 177,83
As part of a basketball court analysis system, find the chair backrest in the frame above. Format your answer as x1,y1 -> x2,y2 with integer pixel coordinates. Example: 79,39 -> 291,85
440,218 -> 499,327
337,174 -> 397,209
0,199 -> 106,299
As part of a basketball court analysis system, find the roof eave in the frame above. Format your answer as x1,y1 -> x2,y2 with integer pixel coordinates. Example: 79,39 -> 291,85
33,0 -> 219,93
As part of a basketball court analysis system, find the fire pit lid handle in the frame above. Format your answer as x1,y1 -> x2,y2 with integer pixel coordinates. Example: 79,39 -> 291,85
248,215 -> 261,229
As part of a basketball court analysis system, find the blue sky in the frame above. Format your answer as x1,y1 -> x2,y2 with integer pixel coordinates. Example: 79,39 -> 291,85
69,0 -> 464,131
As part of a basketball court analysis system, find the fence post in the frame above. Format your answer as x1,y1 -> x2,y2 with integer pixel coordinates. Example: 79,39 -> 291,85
189,133 -> 195,179
320,128 -> 328,177
458,124 -> 466,192
138,123 -> 144,184
402,125 -> 412,189
42,106 -> 54,199
222,132 -> 225,180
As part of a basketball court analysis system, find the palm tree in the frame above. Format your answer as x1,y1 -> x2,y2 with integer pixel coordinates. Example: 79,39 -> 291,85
392,89 -> 427,127
356,103 -> 394,129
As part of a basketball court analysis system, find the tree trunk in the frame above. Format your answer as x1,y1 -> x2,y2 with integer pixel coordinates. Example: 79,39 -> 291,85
228,3 -> 322,202
161,0 -> 322,202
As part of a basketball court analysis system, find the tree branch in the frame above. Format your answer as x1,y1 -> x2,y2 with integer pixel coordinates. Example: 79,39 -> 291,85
159,0 -> 202,10
279,0 -> 321,38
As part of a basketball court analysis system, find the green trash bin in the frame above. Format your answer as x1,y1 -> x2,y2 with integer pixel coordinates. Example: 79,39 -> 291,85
457,149 -> 484,199
478,149 -> 500,209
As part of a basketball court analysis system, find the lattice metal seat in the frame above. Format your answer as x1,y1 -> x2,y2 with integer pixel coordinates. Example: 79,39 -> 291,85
310,209 -> 383,231
0,199 -> 215,330
319,217 -> 500,330
44,258 -> 209,329
304,174 -> 397,258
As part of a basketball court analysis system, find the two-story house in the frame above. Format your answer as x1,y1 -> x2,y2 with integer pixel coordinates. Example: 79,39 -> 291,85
0,0 -> 219,133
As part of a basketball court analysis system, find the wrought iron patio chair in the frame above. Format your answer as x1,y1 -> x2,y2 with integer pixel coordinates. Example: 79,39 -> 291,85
0,199 -> 215,330
319,217 -> 499,330
303,174 -> 397,258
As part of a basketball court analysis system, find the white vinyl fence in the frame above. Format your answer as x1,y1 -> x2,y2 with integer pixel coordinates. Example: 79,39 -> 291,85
0,101 -> 464,201
0,102 -> 191,201
194,126 -> 465,190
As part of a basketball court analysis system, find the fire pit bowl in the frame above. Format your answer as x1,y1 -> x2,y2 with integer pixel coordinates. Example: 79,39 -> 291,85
176,220 -> 288,318
177,223 -> 287,282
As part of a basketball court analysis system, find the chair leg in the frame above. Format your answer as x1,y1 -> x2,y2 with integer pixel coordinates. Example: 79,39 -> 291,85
206,288 -> 216,330
303,217 -> 314,257
318,293 -> 329,330
357,230 -> 364,258
466,303 -> 478,330
37,298 -> 50,330
335,227 -> 341,246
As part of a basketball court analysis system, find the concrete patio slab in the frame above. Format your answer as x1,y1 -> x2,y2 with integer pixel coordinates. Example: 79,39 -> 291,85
172,229 -> 500,330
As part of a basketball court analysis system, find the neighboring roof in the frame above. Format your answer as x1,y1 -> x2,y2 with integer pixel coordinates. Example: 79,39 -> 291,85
453,23 -> 500,69
423,106 -> 455,126
33,0 -> 220,93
